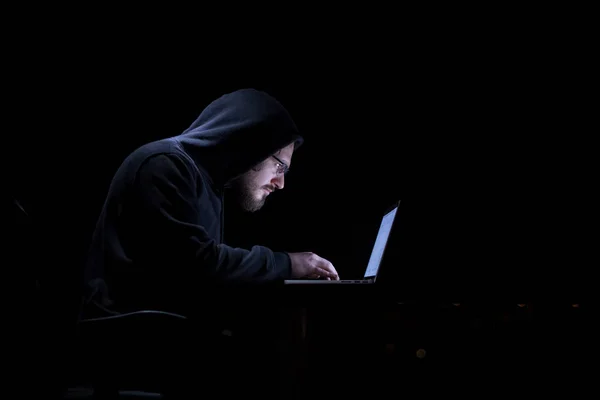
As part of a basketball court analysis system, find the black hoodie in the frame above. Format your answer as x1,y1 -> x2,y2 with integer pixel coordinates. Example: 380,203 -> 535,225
84,88 -> 304,314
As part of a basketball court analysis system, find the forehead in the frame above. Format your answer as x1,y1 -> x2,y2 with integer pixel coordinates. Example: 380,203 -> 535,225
275,142 -> 295,162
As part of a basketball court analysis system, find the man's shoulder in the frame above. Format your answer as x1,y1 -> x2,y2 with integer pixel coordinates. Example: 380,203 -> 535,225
128,140 -> 190,168
110,139 -> 190,183
130,140 -> 214,186
131,138 -> 180,159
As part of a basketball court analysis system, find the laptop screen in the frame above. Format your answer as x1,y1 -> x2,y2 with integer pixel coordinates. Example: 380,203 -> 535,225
363,206 -> 398,279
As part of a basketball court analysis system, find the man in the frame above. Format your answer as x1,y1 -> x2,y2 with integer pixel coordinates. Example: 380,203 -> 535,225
83,88 -> 339,316
78,88 -> 339,396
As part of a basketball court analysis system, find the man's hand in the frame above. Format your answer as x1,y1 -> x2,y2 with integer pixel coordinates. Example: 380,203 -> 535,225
288,252 -> 340,280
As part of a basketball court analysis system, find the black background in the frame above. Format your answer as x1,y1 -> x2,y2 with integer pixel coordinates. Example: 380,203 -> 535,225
17,30 -> 593,395
18,65 -> 589,303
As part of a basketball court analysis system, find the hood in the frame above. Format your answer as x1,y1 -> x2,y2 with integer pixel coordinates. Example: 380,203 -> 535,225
174,88 -> 304,187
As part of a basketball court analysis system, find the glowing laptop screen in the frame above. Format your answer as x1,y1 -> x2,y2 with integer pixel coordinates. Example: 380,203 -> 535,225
364,206 -> 398,279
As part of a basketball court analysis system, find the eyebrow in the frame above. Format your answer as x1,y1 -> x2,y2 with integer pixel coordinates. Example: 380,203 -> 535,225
272,154 -> 288,167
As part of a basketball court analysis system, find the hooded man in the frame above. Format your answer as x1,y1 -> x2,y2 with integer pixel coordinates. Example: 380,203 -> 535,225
82,88 -> 339,317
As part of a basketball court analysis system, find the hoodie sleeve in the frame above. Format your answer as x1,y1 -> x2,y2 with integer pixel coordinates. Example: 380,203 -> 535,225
132,153 -> 292,283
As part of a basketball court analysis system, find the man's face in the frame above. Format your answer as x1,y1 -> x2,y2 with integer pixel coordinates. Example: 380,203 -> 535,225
229,143 -> 295,212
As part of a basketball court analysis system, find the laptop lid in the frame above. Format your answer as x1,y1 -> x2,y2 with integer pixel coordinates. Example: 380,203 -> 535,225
363,200 -> 400,281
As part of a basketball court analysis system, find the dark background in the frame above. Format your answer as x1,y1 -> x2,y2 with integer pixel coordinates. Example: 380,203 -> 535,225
19,69 -> 589,303
17,37 -> 592,395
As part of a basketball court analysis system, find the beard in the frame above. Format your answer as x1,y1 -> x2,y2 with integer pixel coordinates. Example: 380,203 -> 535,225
227,173 -> 267,213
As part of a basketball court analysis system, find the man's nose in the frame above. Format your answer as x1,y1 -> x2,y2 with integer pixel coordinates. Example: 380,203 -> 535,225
271,174 -> 285,189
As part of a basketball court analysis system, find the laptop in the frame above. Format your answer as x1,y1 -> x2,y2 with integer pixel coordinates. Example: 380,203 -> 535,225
284,200 -> 400,285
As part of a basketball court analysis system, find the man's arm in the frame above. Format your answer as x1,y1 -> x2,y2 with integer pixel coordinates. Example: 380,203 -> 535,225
132,153 -> 292,283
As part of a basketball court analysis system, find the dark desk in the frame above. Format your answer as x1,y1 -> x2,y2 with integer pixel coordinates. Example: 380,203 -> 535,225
211,284 -> 389,398
272,290 -> 589,399
63,280 -> 588,399
274,285 -> 397,399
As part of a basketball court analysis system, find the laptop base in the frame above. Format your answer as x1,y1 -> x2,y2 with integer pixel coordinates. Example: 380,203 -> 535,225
284,279 -> 374,285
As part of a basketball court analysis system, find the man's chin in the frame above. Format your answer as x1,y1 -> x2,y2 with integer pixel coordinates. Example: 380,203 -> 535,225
241,197 -> 265,213
243,203 -> 263,213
